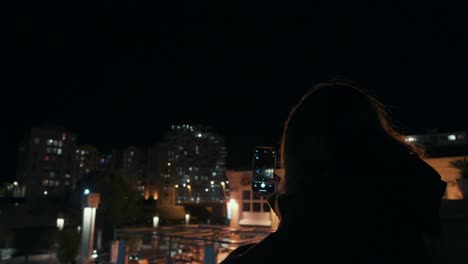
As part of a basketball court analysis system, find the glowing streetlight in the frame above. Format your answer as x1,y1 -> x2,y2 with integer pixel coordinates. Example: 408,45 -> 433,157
185,213 -> 190,225
187,185 -> 192,197
220,182 -> 226,196
153,216 -> 159,228
57,217 -> 64,231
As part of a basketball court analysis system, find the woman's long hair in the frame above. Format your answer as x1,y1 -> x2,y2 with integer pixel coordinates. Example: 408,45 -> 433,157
280,80 -> 422,193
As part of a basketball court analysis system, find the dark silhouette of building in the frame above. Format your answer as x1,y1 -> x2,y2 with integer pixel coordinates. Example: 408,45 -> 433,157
158,125 -> 228,204
16,126 -> 77,198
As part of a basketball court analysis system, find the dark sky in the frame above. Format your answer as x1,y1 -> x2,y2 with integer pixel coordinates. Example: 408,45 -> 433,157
2,1 -> 468,180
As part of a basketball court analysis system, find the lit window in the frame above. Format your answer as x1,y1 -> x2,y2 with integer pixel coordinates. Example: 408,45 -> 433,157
53,140 -> 58,146
58,141 -> 63,147
81,150 -> 85,155
50,171 -> 55,178
130,151 -> 134,156
44,155 -> 50,161
46,147 -> 51,153
195,146 -> 199,155
47,139 -> 53,145
57,148 -> 62,155
210,180 -> 214,185
187,179 -> 190,183
62,133 -> 67,141
65,174 -> 71,178
80,163 -> 84,168
44,191 -> 48,195
194,176 -> 198,180
212,172 -> 216,176
197,133 -> 202,138
42,180 -> 48,186
205,188 -> 209,192
76,150 -> 80,154
448,135 -> 457,141
34,137 -> 40,144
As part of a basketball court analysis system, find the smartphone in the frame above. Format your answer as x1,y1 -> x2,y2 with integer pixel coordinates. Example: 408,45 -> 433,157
251,146 -> 276,195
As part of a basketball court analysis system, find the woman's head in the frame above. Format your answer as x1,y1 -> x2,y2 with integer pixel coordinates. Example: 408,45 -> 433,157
280,80 -> 421,194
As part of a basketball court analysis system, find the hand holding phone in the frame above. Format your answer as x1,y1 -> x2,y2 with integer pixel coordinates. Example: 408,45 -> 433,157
251,146 -> 276,196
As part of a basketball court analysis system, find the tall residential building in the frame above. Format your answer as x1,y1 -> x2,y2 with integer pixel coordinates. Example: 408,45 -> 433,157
73,145 -> 99,183
16,126 -> 77,198
158,124 -> 228,204
120,146 -> 148,199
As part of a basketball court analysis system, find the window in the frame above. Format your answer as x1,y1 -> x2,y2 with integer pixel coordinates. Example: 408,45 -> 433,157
47,139 -> 53,145
242,203 -> 251,212
57,148 -> 62,155
34,137 -> 40,144
42,179 -> 48,186
46,147 -> 52,153
263,202 -> 270,212
58,141 -> 63,147
49,171 -> 55,178
253,203 -> 261,212
65,174 -> 71,178
242,190 -> 251,200
64,181 -> 70,186
53,140 -> 58,146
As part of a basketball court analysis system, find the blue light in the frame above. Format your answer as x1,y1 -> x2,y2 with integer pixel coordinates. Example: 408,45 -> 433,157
84,189 -> 90,195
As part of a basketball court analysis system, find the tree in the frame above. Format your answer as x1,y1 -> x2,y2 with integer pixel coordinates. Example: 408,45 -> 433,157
0,224 -> 14,248
91,170 -> 140,246
55,229 -> 80,264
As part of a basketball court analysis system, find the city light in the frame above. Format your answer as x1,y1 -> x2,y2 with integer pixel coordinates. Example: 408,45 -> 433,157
13,181 -> 18,186
84,189 -> 90,195
185,213 -> 190,224
57,217 -> 64,231
153,216 -> 159,228
44,191 -> 48,195
175,184 -> 179,188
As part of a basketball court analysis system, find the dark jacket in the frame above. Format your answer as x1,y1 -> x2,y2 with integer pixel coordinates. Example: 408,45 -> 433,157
221,154 -> 446,264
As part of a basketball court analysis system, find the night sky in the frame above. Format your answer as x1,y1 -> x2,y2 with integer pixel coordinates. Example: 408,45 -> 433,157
2,1 -> 468,180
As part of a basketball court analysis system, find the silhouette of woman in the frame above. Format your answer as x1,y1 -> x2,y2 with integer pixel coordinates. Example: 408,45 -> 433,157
221,80 -> 446,264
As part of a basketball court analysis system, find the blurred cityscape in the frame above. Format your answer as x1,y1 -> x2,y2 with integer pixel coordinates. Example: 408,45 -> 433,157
1,125 -> 468,263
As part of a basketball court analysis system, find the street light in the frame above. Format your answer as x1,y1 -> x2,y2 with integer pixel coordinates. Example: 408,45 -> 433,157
153,216 -> 159,228
57,217 -> 64,231
185,213 -> 190,225
220,182 -> 226,197
187,185 -> 192,197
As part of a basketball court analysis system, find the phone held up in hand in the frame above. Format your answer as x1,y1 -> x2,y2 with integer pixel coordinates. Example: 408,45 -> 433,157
251,146 -> 276,196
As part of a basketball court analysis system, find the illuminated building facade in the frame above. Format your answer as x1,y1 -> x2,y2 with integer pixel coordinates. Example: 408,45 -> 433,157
16,126 -> 77,198
159,125 -> 228,204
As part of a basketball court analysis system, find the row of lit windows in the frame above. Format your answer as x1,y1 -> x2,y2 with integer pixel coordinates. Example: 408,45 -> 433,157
42,179 -> 60,187
46,147 -> 62,155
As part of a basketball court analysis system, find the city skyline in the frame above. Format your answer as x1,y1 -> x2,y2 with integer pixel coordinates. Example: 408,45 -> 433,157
3,1 -> 468,182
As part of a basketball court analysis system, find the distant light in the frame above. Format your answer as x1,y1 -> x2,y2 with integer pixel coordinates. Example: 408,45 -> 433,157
175,184 -> 179,188
210,180 -> 214,185
84,189 -> 90,195
405,136 -> 416,142
44,191 -> 48,195
13,181 -> 18,186
197,133 -> 202,138
448,135 -> 457,141
44,155 -> 50,161
153,216 -> 159,228
183,183 -> 186,187
62,133 -> 67,141
167,162 -> 171,166
57,218 -> 64,231
226,180 -> 229,184
212,172 -> 216,176
205,188 -> 209,192
186,179 -> 190,183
